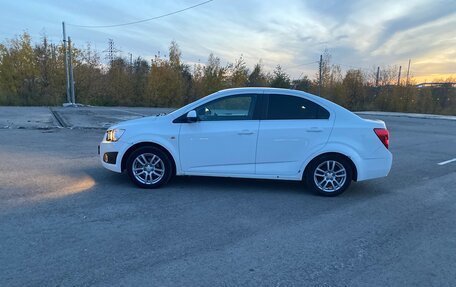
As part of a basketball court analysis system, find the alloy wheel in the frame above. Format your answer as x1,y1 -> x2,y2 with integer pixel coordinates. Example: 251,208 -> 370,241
313,160 -> 347,192
132,153 -> 165,185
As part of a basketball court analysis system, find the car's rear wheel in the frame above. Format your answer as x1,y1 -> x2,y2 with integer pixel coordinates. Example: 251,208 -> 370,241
305,155 -> 353,196
126,147 -> 173,188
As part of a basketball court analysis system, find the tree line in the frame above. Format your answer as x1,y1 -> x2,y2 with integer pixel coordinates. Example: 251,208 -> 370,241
0,33 -> 454,115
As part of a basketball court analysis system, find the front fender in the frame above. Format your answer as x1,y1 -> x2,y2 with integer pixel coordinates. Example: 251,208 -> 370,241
123,133 -> 181,174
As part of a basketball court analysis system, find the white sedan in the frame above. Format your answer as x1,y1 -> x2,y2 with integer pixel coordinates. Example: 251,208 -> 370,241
99,88 -> 392,196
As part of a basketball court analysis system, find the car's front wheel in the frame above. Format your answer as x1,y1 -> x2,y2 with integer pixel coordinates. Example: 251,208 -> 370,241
305,155 -> 353,196
126,147 -> 173,188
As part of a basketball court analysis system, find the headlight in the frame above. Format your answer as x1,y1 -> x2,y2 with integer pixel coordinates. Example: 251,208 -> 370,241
106,128 -> 125,142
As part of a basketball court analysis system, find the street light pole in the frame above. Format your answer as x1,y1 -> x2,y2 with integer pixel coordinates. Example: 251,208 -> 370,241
68,37 -> 76,105
62,22 -> 71,104
318,54 -> 322,97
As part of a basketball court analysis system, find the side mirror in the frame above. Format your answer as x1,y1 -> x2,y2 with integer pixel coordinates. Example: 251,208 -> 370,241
186,110 -> 198,123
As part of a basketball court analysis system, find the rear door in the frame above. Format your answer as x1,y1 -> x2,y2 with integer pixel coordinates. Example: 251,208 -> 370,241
255,94 -> 334,176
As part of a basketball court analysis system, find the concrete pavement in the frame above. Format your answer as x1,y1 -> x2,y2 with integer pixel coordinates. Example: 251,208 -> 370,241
1,106 -> 454,130
357,111 -> 456,121
51,106 -> 174,129
0,106 -> 59,129
1,107 -> 456,286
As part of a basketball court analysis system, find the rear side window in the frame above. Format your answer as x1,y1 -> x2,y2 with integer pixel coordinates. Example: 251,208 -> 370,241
266,94 -> 330,120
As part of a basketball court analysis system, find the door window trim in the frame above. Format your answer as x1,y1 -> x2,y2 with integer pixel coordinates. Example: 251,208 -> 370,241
173,94 -> 263,123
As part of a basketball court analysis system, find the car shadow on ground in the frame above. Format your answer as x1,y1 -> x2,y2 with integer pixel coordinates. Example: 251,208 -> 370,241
86,166 -> 387,200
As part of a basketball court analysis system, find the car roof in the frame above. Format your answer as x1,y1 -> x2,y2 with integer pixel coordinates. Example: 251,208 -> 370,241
217,87 -> 329,105
217,87 -> 359,120
168,87 -> 359,121
217,87 -> 318,97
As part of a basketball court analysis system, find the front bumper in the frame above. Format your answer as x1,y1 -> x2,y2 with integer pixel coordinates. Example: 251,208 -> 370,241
99,140 -> 131,173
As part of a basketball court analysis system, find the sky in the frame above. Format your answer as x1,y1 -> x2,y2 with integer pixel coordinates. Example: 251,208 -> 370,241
0,0 -> 455,82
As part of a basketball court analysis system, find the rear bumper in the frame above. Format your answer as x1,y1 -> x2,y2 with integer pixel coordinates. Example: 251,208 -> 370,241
356,152 -> 393,181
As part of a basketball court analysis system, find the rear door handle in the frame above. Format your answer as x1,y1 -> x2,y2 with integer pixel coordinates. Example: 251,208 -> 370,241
238,130 -> 254,135
307,127 -> 323,132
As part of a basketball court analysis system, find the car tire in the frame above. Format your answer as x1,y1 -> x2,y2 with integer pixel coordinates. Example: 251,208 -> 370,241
126,146 -> 173,189
305,155 -> 353,197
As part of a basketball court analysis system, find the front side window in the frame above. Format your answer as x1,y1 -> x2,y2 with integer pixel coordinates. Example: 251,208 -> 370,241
195,94 -> 257,121
267,94 -> 330,120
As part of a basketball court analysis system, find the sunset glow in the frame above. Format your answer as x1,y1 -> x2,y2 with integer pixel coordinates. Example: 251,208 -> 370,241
0,0 -> 454,81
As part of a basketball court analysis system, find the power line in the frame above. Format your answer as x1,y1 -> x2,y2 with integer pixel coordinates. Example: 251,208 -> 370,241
67,0 -> 214,28
334,63 -> 371,71
286,61 -> 319,70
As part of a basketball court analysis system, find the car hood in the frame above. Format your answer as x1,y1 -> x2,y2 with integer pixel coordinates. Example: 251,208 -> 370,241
109,115 -> 165,130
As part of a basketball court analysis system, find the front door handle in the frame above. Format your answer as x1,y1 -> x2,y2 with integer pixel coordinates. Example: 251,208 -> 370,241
238,130 -> 254,135
306,127 -> 323,132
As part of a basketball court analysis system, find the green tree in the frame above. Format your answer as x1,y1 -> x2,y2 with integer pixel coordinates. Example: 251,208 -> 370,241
270,65 -> 290,88
105,57 -> 135,105
73,43 -> 104,105
0,34 -> 454,115
131,57 -> 151,105
201,53 -> 227,95
34,36 -> 64,105
147,42 -> 191,107
228,55 -> 249,87
0,32 -> 39,105
342,69 -> 366,110
247,62 -> 269,87
292,76 -> 312,92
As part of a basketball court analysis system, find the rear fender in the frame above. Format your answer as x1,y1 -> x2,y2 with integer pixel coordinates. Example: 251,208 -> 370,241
299,142 -> 362,179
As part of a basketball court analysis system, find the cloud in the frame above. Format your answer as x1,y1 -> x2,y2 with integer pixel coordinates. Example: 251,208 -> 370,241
0,0 -> 454,80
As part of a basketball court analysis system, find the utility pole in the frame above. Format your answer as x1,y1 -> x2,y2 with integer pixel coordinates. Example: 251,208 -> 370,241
62,22 -> 71,104
318,54 -> 322,97
406,59 -> 411,86
129,53 -> 133,73
397,65 -> 402,86
375,66 -> 380,87
68,37 -> 76,104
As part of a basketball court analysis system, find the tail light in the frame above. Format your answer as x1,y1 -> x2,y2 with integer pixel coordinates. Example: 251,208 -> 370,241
374,128 -> 389,149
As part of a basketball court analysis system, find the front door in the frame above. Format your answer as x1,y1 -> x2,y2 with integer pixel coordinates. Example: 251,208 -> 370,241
179,94 -> 260,174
